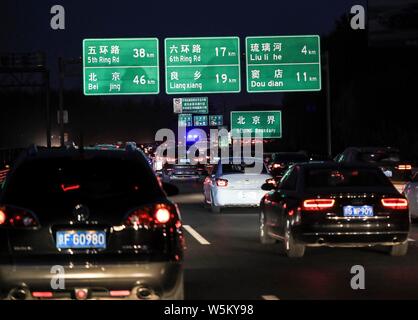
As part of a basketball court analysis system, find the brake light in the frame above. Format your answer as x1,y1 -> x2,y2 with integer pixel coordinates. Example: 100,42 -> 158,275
381,198 -> 408,210
0,206 -> 38,227
125,204 -> 176,227
303,199 -> 335,211
32,291 -> 53,298
0,209 -> 6,225
216,178 -> 228,187
61,184 -> 80,192
272,163 -> 283,169
397,164 -> 412,170
155,208 -> 170,224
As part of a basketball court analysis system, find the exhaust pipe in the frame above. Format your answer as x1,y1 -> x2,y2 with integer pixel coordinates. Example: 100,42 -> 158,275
136,286 -> 153,300
9,287 -> 29,300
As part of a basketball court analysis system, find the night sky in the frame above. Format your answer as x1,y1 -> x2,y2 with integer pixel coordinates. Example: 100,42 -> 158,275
1,0 -> 364,88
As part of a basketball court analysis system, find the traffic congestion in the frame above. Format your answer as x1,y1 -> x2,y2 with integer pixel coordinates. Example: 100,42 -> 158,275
1,0 -> 418,310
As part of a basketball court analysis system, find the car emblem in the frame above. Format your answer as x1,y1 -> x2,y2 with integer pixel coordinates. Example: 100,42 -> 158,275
73,204 -> 90,222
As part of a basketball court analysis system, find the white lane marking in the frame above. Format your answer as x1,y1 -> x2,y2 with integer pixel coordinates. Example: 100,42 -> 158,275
408,238 -> 416,242
262,295 -> 280,300
183,225 -> 211,245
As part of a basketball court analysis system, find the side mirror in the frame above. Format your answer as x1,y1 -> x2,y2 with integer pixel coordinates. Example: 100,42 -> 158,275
162,182 -> 179,196
261,183 -> 276,191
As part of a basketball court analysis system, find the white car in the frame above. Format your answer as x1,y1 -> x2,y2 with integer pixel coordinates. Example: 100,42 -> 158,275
404,172 -> 418,219
203,158 -> 273,213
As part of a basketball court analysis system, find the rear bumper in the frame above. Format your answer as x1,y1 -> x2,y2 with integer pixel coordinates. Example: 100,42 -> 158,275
295,231 -> 409,247
0,261 -> 182,300
293,217 -> 410,247
213,189 -> 266,207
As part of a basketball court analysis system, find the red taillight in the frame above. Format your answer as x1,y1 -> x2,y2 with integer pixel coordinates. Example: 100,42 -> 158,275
303,199 -> 335,211
110,290 -> 130,297
216,178 -> 228,187
32,291 -> 53,298
61,184 -> 80,192
397,164 -> 412,170
0,206 -> 38,227
125,204 -> 176,227
155,208 -> 170,224
272,163 -> 282,169
0,209 -> 6,225
381,198 -> 408,210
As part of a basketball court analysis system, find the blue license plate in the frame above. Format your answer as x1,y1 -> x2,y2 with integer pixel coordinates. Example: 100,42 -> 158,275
56,230 -> 106,249
343,205 -> 374,217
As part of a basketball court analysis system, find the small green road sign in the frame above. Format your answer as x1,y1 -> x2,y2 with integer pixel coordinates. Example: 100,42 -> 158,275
165,37 -> 241,94
173,97 -> 208,114
193,115 -> 208,126
231,111 -> 282,138
178,114 -> 193,127
246,35 -> 321,93
209,115 -> 223,126
83,38 -> 159,95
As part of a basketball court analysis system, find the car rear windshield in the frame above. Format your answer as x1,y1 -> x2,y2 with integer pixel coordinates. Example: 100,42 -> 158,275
305,168 -> 394,190
221,162 -> 267,174
2,156 -> 164,211
358,150 -> 401,163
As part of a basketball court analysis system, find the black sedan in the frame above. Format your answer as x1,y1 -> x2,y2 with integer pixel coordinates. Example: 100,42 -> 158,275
0,146 -> 184,300
260,162 -> 410,258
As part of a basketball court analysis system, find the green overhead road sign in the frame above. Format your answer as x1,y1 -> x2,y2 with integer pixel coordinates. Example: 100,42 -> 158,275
173,97 -> 208,114
231,111 -> 282,139
178,114 -> 193,127
165,37 -> 241,94
83,38 -> 159,95
193,115 -> 208,126
209,115 -> 223,126
246,35 -> 321,92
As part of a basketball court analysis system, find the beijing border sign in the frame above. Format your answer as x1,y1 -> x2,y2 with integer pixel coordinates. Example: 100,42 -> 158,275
246,35 -> 321,93
165,37 -> 241,94
83,38 -> 159,95
231,111 -> 282,139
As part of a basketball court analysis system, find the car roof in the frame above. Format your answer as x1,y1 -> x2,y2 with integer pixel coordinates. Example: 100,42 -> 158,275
344,146 -> 400,153
293,161 -> 382,170
12,146 -> 150,169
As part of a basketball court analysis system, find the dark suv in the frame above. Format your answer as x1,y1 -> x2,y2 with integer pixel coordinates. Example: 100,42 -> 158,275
0,147 -> 184,300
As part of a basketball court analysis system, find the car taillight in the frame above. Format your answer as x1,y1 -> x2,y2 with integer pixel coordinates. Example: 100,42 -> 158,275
124,204 -> 177,228
272,163 -> 283,169
0,205 -> 38,227
216,178 -> 228,187
302,199 -> 335,211
155,208 -> 170,224
397,164 -> 412,170
381,198 -> 408,210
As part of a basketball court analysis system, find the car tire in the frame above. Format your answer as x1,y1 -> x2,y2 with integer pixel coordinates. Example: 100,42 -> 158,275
210,191 -> 221,213
284,221 -> 305,258
260,212 -> 275,244
389,241 -> 408,256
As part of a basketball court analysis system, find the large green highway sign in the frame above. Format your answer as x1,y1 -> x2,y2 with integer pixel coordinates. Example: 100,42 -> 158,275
246,35 -> 321,92
165,37 -> 241,94
83,38 -> 159,95
231,111 -> 282,139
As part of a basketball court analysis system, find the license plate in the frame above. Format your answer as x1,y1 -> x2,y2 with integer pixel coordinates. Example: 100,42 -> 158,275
56,230 -> 106,249
343,205 -> 374,218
